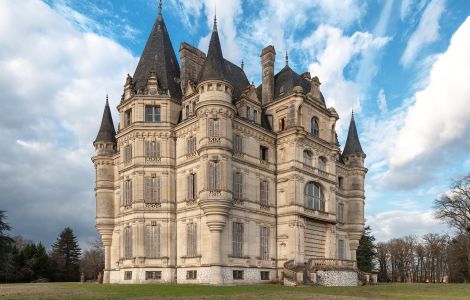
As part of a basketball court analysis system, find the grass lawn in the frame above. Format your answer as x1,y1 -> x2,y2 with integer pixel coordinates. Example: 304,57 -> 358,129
1,283 -> 469,300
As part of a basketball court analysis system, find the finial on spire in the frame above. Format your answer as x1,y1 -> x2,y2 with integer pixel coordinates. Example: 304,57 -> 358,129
158,0 -> 162,15
241,59 -> 244,70
285,49 -> 289,66
106,90 -> 109,105
213,7 -> 218,32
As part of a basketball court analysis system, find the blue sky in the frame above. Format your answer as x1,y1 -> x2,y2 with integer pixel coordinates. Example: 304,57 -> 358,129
0,0 -> 469,249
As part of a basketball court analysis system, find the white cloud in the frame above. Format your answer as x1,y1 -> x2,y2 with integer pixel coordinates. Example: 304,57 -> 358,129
0,0 -> 137,248
377,89 -> 388,114
367,210 -> 449,242
401,0 -> 446,67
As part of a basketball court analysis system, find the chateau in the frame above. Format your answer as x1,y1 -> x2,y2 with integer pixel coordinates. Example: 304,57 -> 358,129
92,2 -> 367,285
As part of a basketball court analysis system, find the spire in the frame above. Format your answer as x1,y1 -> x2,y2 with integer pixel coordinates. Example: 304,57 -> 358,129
342,112 -> 365,157
94,96 -> 117,145
198,14 -> 228,82
132,0 -> 182,99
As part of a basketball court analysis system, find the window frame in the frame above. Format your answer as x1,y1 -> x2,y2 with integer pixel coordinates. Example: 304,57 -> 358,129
232,222 -> 244,258
304,182 -> 325,211
145,105 -> 161,123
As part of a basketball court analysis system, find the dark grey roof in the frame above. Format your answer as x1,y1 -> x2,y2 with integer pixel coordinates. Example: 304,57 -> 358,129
133,11 -> 182,100
198,21 -> 228,83
94,98 -> 116,144
342,113 -> 365,157
224,59 -> 249,99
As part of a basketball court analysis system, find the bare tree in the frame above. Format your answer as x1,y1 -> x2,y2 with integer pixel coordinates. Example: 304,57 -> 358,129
79,239 -> 104,281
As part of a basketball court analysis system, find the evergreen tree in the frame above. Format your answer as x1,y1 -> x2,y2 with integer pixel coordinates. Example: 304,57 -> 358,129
50,227 -> 81,282
357,225 -> 376,272
0,210 -> 13,282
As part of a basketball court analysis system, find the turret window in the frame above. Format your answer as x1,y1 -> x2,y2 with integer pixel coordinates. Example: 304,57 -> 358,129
144,176 -> 161,204
145,224 -> 160,258
233,172 -> 243,200
311,117 -> 319,137
304,182 -> 324,211
233,134 -> 243,152
303,150 -> 312,165
145,141 -> 160,158
208,119 -> 220,137
145,105 -> 161,122
123,179 -> 133,206
208,161 -> 221,190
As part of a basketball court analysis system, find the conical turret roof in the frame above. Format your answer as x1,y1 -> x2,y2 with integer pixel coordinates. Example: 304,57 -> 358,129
94,97 -> 117,144
342,112 -> 365,156
198,17 -> 228,82
133,4 -> 182,99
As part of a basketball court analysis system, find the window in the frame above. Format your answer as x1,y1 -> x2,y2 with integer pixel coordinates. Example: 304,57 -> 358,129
232,222 -> 244,258
279,118 -> 286,131
311,117 -> 319,137
186,270 -> 197,280
261,271 -> 270,280
192,101 -> 196,113
233,134 -> 243,152
124,144 -> 132,162
246,106 -> 251,119
233,172 -> 243,200
337,203 -> 344,223
124,226 -> 133,259
208,119 -> 220,137
144,177 -> 161,204
208,161 -> 220,190
318,156 -> 326,171
187,136 -> 196,154
145,141 -> 161,158
123,179 -> 133,206
280,85 -> 285,94
260,180 -> 268,206
186,223 -> 197,257
187,173 -> 197,200
124,271 -> 132,280
338,176 -> 344,189
233,270 -> 244,280
145,105 -> 161,122
125,109 -> 132,127
185,105 -> 189,118
146,271 -> 161,280
303,150 -> 312,165
260,146 -> 268,161
338,240 -> 345,259
145,224 -> 160,258
304,182 -> 325,211
260,226 -> 269,261
253,110 -> 258,122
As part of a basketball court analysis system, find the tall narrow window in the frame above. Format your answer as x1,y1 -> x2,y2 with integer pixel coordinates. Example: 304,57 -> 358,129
260,180 -> 268,206
208,119 -> 220,137
145,224 -> 160,258
145,105 -> 161,122
187,173 -> 197,200
318,157 -> 326,171
303,150 -> 312,165
260,226 -> 269,260
145,141 -> 161,158
144,176 -> 161,204
279,118 -> 286,131
123,179 -> 133,206
311,117 -> 319,137
246,106 -> 251,120
186,223 -> 197,257
192,101 -> 196,113
232,222 -> 244,257
233,134 -> 243,152
187,136 -> 196,154
124,226 -> 133,259
125,109 -> 132,127
338,176 -> 344,189
338,239 -> 345,260
337,203 -> 344,223
185,105 -> 190,118
233,172 -> 243,200
208,161 -> 220,190
124,144 -> 132,162
304,182 -> 324,211
260,146 -> 268,161
253,110 -> 258,122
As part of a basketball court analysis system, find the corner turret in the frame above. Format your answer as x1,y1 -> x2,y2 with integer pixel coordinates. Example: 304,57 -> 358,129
342,112 -> 366,167
94,96 -> 117,155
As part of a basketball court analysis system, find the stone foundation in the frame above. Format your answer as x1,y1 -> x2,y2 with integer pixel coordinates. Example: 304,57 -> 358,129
316,270 -> 358,286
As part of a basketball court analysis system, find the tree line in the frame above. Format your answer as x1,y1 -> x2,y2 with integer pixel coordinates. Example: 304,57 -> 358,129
0,214 -> 103,283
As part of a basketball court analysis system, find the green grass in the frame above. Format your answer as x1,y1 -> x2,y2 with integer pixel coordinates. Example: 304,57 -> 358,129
1,283 -> 469,299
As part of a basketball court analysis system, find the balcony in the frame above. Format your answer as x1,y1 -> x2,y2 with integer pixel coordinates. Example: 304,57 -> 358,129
208,137 -> 221,144
303,164 -> 336,181
307,258 -> 356,271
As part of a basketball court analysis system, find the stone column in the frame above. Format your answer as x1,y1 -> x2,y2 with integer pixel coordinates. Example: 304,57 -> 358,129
101,232 -> 112,284
205,213 -> 227,285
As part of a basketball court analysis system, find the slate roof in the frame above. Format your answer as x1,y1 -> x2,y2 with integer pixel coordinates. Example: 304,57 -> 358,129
94,98 -> 117,144
342,112 -> 365,157
133,10 -> 182,100
198,20 -> 228,83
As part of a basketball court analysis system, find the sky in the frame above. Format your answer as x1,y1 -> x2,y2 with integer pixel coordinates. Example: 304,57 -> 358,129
0,0 -> 469,250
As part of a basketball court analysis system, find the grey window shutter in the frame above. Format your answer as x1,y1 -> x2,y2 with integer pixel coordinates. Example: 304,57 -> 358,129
156,141 -> 161,157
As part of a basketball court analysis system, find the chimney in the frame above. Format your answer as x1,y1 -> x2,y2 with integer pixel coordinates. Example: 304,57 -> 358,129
261,46 -> 276,105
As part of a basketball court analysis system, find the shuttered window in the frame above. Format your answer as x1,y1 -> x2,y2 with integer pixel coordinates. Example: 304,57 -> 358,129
124,226 -> 133,259
208,119 -> 220,137
187,173 -> 197,200
233,172 -> 243,200
124,144 -> 132,162
144,177 -> 161,204
187,136 -> 196,153
338,239 -> 345,259
187,223 -> 197,257
145,224 -> 160,258
208,161 -> 220,190
337,203 -> 344,223
232,222 -> 244,258
260,180 -> 268,206
233,134 -> 242,152
260,226 -> 269,261
145,141 -> 161,158
123,179 -> 133,206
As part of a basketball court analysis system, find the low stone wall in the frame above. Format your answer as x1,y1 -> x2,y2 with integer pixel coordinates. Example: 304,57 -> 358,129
316,270 -> 358,286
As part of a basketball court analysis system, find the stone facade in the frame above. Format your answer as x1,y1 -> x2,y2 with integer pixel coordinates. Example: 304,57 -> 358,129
92,3 -> 367,285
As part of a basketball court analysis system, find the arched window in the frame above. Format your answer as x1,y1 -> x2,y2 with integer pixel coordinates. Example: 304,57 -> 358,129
304,182 -> 325,211
311,117 -> 319,137
303,150 -> 312,165
318,156 -> 326,171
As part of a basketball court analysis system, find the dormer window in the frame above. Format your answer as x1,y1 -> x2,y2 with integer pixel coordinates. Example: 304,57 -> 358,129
125,109 -> 132,127
145,106 -> 161,122
246,106 -> 251,119
318,156 -> 327,171
253,110 -> 257,122
279,117 -> 286,131
280,85 -> 285,94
